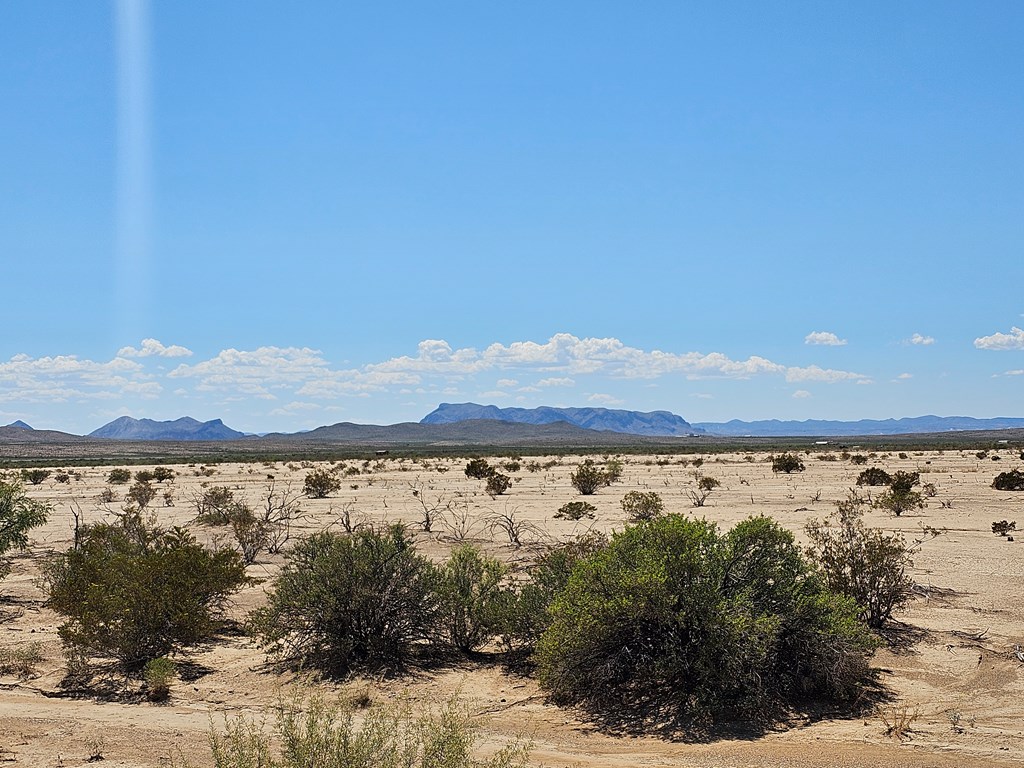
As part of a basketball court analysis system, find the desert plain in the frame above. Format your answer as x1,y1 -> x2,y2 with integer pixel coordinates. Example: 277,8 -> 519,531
1,446 -> 1023,767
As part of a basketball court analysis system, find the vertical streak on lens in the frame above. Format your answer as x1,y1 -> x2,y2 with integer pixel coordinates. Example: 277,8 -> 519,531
115,0 -> 151,340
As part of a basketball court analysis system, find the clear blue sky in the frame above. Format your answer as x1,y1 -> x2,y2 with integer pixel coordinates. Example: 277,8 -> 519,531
2,1 -> 1021,434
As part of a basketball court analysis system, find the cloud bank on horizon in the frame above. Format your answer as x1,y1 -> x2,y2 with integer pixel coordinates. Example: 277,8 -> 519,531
2,327 -> 1021,434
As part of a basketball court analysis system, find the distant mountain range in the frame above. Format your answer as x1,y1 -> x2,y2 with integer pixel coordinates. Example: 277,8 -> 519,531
3,420 -> 32,430
693,415 -> 1024,437
88,416 -> 247,441
422,403 -> 702,436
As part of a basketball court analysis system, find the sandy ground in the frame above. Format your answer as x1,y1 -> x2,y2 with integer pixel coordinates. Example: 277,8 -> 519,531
2,448 -> 1023,766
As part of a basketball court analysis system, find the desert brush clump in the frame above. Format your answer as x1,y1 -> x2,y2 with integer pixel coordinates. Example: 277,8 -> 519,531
569,459 -> 610,495
188,693 -> 530,768
303,467 -> 342,499
620,490 -> 664,521
436,544 -> 509,652
45,510 -> 249,671
805,492 -> 916,628
536,514 -> 874,722
771,453 -> 805,474
248,524 -> 440,673
554,501 -> 596,520
873,471 -> 925,516
992,469 -> 1024,491
0,480 -> 50,581
856,467 -> 893,487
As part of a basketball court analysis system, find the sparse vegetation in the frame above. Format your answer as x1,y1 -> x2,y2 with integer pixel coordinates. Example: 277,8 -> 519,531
437,544 -> 509,652
686,471 -> 720,507
485,471 -> 512,497
873,470 -> 925,517
0,641 -> 44,678
303,467 -> 342,499
570,460 -> 608,495
992,469 -> 1024,491
536,514 -> 874,721
464,458 -> 493,480
143,656 -> 175,701
0,480 -> 50,580
107,468 -> 132,484
554,501 -> 596,520
806,492 -> 915,628
856,467 -> 892,487
771,453 -> 805,474
20,468 -> 50,485
992,520 -> 1016,537
620,490 -> 664,521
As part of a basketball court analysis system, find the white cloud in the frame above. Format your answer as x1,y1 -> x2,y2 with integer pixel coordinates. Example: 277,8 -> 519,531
588,393 -> 624,406
537,377 -> 575,387
692,393 -> 713,399
478,390 -> 508,399
909,333 -> 935,346
496,378 -> 518,388
792,390 -> 811,399
1001,369 -> 1024,376
897,372 -> 912,379
0,354 -> 153,404
974,326 -> 1024,351
117,338 -> 193,358
804,331 -> 847,346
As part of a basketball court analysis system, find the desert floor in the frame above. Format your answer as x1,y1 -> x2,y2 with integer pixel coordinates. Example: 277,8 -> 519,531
2,447 -> 1023,767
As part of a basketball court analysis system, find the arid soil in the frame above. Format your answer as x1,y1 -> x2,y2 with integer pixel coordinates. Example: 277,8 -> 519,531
2,448 -> 1023,766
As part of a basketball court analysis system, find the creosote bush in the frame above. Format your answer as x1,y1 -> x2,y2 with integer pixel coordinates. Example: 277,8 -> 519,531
554,501 -> 596,521
536,514 -> 874,722
437,544 -> 509,652
303,467 -> 342,499
771,453 -> 805,474
248,525 -> 439,673
484,472 -> 512,497
143,656 -> 175,701
20,468 -> 50,485
992,469 -> 1024,491
806,493 -> 915,628
464,458 -> 493,480
45,511 -> 248,670
873,471 -> 924,517
856,467 -> 892,487
992,520 -> 1016,537
620,490 -> 664,521
0,480 -> 50,580
107,468 -> 132,484
686,471 -> 720,508
570,460 -> 608,495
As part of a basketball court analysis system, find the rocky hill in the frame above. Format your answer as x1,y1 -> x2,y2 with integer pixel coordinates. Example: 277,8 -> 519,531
420,403 -> 702,436
88,416 -> 246,441
695,415 -> 1024,437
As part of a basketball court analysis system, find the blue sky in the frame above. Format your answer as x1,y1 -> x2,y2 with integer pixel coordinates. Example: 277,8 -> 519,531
1,2 -> 1021,434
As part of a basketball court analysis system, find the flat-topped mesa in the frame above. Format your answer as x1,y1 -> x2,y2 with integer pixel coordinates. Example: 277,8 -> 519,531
420,403 -> 704,437
88,416 -> 247,441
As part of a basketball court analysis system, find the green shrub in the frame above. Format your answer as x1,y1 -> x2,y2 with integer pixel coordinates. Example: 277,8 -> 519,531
152,466 -> 176,483
464,458 -> 492,480
0,641 -> 44,679
54,471 -> 71,484
992,520 -> 1016,537
193,485 -> 236,525
248,525 -> 439,673
497,533 -> 608,652
536,515 -> 873,721
107,468 -> 132,484
569,460 -> 607,495
20,468 -> 50,485
992,469 -> 1024,491
191,694 -> 530,768
484,472 -> 512,497
686,471 -> 720,508
554,501 -> 596,520
873,471 -> 924,516
143,656 -> 175,701
771,454 -> 805,474
0,480 -> 50,580
806,493 -> 915,628
134,469 -> 155,483
303,468 -> 342,499
45,512 -> 248,670
126,479 -> 157,510
620,490 -> 664,521
850,454 -> 868,466
856,467 -> 892,487
437,545 -> 509,652
603,459 -> 624,485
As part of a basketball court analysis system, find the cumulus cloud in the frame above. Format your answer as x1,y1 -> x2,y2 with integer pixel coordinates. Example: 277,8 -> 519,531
588,393 -> 624,406
909,333 -> 935,346
0,353 -> 155,403
537,377 -> 575,387
974,326 -> 1024,351
496,378 -> 518,388
117,338 -> 193,358
804,331 -> 847,346
897,373 -> 913,379
792,390 -> 811,399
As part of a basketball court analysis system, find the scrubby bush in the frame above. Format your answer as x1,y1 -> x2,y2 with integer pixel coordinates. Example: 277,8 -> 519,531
464,458 -> 492,480
992,469 -> 1024,491
771,454 -> 805,474
192,485 -> 236,525
536,515 -> 873,721
620,490 -> 664,521
152,466 -> 176,483
193,694 -> 530,768
485,472 -> 512,497
143,656 -> 175,701
134,469 -> 155,483
806,493 -> 915,628
554,501 -> 596,521
686,471 -> 720,507
856,467 -> 892,487
0,480 -> 50,580
107,468 -> 132,484
20,468 -> 50,485
992,520 -> 1016,537
850,454 -> 868,466
874,471 -> 924,516
126,479 -> 157,510
437,545 -> 509,652
248,525 -> 439,673
570,460 -> 607,495
54,471 -> 71,484
0,641 -> 44,679
498,533 -> 608,652
45,512 -> 248,669
603,459 -> 624,485
303,467 -> 342,499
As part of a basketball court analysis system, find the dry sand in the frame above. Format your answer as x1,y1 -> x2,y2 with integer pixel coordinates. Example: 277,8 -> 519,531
2,448 -> 1023,766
